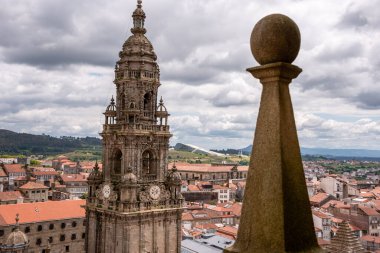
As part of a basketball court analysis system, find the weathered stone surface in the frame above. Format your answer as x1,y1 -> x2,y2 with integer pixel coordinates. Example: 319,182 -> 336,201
224,14 -> 323,253
251,14 -> 301,65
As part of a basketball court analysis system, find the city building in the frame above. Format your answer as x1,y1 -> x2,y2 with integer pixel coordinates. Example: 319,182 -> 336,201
1,164 -> 26,190
84,1 -> 183,252
18,181 -> 49,202
0,200 -> 86,253
59,174 -> 88,199
0,191 -> 23,205
171,163 -> 248,184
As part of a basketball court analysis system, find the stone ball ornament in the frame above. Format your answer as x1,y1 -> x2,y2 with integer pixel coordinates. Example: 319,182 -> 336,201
250,14 -> 301,65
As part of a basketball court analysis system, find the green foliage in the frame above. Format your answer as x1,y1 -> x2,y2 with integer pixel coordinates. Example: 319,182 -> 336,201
30,159 -> 41,165
0,129 -> 101,156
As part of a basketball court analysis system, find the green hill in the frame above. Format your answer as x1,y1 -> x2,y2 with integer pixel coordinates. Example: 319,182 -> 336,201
0,129 -> 101,156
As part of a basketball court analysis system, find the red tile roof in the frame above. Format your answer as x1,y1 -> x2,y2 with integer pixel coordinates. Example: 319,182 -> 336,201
0,200 -> 85,226
182,213 -> 194,221
19,181 -> 49,190
361,235 -> 380,244
187,185 -> 200,192
0,168 -> 7,177
3,164 -> 25,174
312,210 -> 330,219
359,206 -> 380,216
217,226 -> 238,237
33,171 -> 59,176
0,191 -> 23,202
60,174 -> 88,182
310,192 -> 331,205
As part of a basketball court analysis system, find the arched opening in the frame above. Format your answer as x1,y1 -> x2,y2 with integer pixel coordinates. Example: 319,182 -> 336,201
112,149 -> 122,175
143,92 -> 152,111
142,150 -> 156,178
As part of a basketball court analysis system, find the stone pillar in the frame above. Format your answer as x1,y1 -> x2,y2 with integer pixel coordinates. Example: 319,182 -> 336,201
224,14 -> 323,253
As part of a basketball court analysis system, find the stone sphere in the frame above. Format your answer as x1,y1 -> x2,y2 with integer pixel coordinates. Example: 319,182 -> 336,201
250,14 -> 301,65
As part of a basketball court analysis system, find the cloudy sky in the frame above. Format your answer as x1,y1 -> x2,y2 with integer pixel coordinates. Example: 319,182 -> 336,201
0,0 -> 379,150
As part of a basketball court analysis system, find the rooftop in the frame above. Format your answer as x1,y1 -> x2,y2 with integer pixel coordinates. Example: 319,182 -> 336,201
0,199 -> 85,226
19,181 -> 49,190
0,191 -> 23,202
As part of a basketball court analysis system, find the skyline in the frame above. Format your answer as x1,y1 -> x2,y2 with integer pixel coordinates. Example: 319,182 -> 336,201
0,0 -> 379,150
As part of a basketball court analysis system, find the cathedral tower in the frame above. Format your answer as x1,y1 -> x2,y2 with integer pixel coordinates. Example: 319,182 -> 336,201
85,1 -> 183,252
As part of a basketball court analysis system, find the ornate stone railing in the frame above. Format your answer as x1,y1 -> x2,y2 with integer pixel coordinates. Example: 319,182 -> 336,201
103,123 -> 170,132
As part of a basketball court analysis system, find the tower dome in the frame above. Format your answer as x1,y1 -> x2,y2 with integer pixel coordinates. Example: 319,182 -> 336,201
1,214 -> 29,252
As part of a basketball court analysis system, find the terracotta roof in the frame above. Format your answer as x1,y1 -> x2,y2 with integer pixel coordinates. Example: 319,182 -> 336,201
359,206 -> 380,216
0,168 -> 7,177
361,235 -> 380,244
187,185 -> 200,192
312,210 -> 331,219
0,200 -> 85,226
14,176 -> 36,181
3,164 -> 25,174
60,174 -> 88,182
213,185 -> 228,190
310,192 -> 331,204
171,163 -> 248,173
182,213 -> 194,221
217,226 -> 238,237
19,181 -> 49,190
33,171 -> 59,176
194,223 -> 218,230
0,191 -> 23,202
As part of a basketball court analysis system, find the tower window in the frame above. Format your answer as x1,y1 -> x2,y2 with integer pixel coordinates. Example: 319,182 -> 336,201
112,149 -> 122,175
143,92 -> 152,111
142,150 -> 155,176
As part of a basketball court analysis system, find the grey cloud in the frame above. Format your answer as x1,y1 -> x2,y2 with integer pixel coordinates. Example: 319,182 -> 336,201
353,91 -> 380,109
316,42 -> 363,62
337,8 -> 368,29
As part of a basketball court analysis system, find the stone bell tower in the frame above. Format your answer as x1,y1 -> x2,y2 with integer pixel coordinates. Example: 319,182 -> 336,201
85,1 -> 183,252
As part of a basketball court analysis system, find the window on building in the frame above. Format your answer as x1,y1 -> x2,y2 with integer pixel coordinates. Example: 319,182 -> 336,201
71,233 -> 76,240
49,236 -> 53,243
37,225 -> 43,231
65,245 -> 70,252
83,220 -> 86,226
49,224 -> 54,230
32,191 -> 35,193
0,230 -> 4,237
111,149 -> 122,175
72,221 -> 77,227
82,233 -> 85,239
60,234 -> 65,241
36,238 -> 42,245
142,150 -> 156,176
61,223 -> 66,229
24,227 -> 30,233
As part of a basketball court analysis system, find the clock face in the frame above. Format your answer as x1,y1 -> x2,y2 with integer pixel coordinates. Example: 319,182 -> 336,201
149,185 -> 161,200
102,184 -> 111,199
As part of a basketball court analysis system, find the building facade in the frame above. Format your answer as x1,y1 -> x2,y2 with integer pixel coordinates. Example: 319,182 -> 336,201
0,200 -> 85,253
85,1 -> 183,252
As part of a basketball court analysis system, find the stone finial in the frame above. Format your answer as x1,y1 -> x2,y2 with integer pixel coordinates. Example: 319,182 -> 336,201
224,13 -> 322,253
250,14 -> 301,65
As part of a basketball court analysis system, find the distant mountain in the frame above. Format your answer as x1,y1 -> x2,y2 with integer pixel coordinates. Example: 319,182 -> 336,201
174,143 -> 224,157
0,129 -> 101,156
238,144 -> 380,159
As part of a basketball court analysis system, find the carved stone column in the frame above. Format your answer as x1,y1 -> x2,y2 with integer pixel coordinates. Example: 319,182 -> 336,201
224,14 -> 323,253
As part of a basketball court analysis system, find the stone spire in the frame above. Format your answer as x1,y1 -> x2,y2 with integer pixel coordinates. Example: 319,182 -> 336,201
326,221 -> 366,253
224,14 -> 323,253
131,0 -> 146,34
